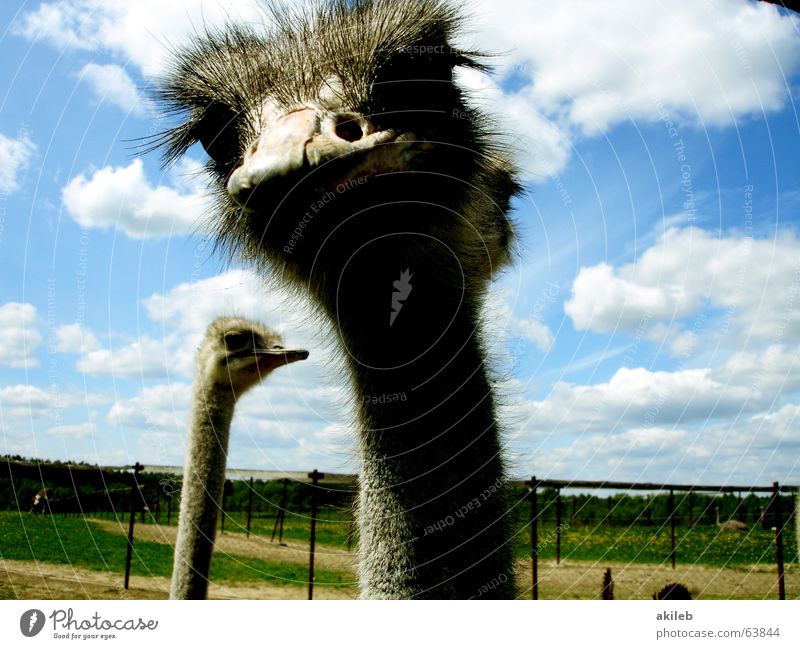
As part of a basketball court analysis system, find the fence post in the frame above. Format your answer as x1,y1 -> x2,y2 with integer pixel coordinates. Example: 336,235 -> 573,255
246,476 -> 254,538
669,489 -> 676,569
556,488 -> 562,565
124,462 -> 143,590
526,476 -> 539,600
772,482 -> 785,600
271,478 -> 288,545
308,469 -> 324,600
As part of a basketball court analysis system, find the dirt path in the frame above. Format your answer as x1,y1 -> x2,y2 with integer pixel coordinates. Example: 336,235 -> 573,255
3,555 -> 796,600
519,558 -> 799,600
0,558 -> 357,600
91,518 -> 356,574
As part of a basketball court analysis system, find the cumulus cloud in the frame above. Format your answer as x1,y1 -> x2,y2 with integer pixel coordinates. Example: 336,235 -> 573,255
527,402 -> 799,485
0,384 -> 60,420
565,227 -> 800,343
78,62 -> 150,116
14,0 -> 264,76
515,365 -> 759,439
0,302 -> 41,368
62,158 -> 209,238
46,422 -> 98,439
56,323 -> 101,354
472,0 -> 800,135
0,132 -> 36,194
76,336 -> 170,378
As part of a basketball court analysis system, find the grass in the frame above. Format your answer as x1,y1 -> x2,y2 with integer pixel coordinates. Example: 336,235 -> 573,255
523,522 -> 797,568
135,505 -> 797,568
0,512 -> 353,588
2,509 -> 795,590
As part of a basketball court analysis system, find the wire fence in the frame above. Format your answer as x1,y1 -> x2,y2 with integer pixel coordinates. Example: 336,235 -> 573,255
3,460 -> 798,599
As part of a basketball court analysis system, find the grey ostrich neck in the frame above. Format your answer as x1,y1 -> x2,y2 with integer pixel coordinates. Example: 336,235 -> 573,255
170,382 -> 235,599
308,204 -> 514,599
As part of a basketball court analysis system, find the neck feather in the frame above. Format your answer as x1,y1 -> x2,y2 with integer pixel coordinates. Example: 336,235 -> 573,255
319,227 -> 514,599
170,380 -> 235,599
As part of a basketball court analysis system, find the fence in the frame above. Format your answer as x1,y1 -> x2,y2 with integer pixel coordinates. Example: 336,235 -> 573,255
524,477 -> 798,600
5,460 -> 798,599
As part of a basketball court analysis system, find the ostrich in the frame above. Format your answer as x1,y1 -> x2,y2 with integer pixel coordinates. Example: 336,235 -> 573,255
170,316 -> 308,599
715,506 -> 748,532
154,0 -> 520,599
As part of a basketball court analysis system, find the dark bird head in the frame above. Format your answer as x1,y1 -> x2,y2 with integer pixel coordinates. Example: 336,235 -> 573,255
152,0 -> 519,306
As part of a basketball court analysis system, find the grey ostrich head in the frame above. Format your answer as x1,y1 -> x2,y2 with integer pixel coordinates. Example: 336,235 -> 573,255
152,0 -> 519,302
197,316 -> 308,395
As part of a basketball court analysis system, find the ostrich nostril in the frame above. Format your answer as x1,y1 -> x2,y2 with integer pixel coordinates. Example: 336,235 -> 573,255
334,115 -> 364,142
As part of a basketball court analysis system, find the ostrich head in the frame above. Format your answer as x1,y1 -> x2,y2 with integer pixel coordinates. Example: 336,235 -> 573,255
197,316 -> 308,395
154,0 -> 519,308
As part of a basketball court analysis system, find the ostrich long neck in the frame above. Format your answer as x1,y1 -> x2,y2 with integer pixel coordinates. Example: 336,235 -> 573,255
318,210 -> 514,599
170,380 -> 235,599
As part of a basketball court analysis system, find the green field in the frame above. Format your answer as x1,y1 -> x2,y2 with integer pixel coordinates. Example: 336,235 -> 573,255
1,509 -> 795,592
0,512 -> 353,588
120,505 -> 797,568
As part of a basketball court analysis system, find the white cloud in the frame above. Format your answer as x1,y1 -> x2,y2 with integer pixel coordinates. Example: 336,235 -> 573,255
46,422 -> 98,439
483,286 -> 556,355
472,0 -> 800,136
0,302 -> 41,368
527,402 -> 799,485
108,382 -> 191,431
565,227 -> 800,343
0,132 -> 36,194
62,158 -> 209,238
456,67 -> 571,181
14,1 -> 265,76
78,62 -> 150,116
76,336 -> 170,377
515,366 -> 759,439
56,323 -> 101,354
0,384 -> 60,420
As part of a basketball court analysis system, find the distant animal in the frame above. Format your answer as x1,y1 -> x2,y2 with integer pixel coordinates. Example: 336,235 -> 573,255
715,506 -> 748,532
653,582 -> 692,600
170,316 -> 308,599
30,488 -> 52,515
601,567 -> 614,600
155,0 -> 520,599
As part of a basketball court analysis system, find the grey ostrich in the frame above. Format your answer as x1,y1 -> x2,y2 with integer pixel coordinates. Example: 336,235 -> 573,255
154,0 -> 520,599
715,506 -> 749,532
170,316 -> 308,599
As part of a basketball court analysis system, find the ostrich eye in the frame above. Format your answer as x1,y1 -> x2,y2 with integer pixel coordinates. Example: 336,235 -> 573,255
195,103 -> 241,166
223,331 -> 252,352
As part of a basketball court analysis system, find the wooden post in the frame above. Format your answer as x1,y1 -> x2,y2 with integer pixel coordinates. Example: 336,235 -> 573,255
772,482 -> 785,600
669,489 -> 676,569
124,462 -> 143,590
246,477 -> 254,538
308,470 -> 324,600
166,494 -> 172,526
271,478 -> 288,545
526,476 -> 539,600
688,490 -> 694,527
556,488 -> 562,565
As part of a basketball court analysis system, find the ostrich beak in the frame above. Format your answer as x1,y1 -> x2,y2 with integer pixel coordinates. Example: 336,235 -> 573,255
253,347 -> 309,367
226,106 -> 403,206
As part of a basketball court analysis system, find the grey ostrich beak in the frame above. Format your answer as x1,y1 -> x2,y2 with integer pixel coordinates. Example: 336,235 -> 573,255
254,347 -> 309,366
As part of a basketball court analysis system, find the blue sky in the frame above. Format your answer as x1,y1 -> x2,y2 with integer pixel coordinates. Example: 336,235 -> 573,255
0,0 -> 798,485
